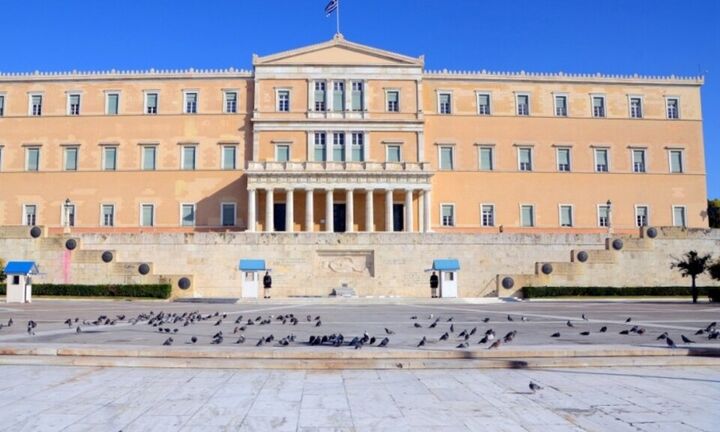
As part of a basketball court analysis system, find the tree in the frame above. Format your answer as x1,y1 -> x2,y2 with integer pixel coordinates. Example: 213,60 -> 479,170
709,259 -> 720,282
709,199 -> 720,228
671,251 -> 712,303
0,258 -> 5,283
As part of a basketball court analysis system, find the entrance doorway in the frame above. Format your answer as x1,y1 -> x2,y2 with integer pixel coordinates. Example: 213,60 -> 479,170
333,203 -> 346,232
273,203 -> 286,232
393,204 -> 404,232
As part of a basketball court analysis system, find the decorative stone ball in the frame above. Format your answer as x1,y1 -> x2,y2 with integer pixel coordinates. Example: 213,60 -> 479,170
646,227 -> 658,238
178,277 -> 191,290
541,263 -> 553,275
101,251 -> 114,263
577,251 -> 589,263
138,263 -> 150,275
30,226 -> 42,238
65,239 -> 77,250
501,277 -> 515,289
612,239 -> 624,251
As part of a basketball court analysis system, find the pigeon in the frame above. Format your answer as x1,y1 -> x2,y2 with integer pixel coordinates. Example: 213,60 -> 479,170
551,332 -> 560,338
417,337 -> 427,347
478,335 -> 489,344
503,331 -> 517,343
529,382 -> 543,393
64,319 -> 72,327
694,329 -> 705,335
637,328 -> 646,335
681,335 -> 695,344
256,338 -> 265,347
507,315 -> 514,322
439,332 -> 449,341
447,317 -> 454,322
214,319 -> 222,326
315,320 -> 322,327
599,326 -> 608,333
566,321 -> 574,328
378,337 -> 389,347
456,342 -> 469,349
625,317 -> 632,323
666,337 -> 677,348
162,337 -> 174,346
385,328 -> 395,335
236,336 -> 246,344
307,315 -> 312,322
580,331 -> 590,336
188,336 -> 198,344
414,323 -> 422,328
521,316 -> 528,322
449,324 -> 454,333
488,340 -> 502,350
410,316 -> 418,320
582,314 -> 588,321
7,318 -> 13,327
469,327 -> 477,336
429,321 -> 438,329
76,326 -> 82,334
619,329 -> 630,335
482,317 -> 490,323
656,332 -> 668,340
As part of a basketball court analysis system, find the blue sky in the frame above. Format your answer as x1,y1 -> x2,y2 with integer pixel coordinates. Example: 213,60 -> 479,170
2,0 -> 718,198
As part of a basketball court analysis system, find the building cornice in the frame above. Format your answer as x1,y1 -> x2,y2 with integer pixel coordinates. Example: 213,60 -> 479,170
423,70 -> 704,86
0,68 -> 253,83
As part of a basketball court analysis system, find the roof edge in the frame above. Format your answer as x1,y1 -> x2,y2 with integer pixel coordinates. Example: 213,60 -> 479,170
423,69 -> 704,85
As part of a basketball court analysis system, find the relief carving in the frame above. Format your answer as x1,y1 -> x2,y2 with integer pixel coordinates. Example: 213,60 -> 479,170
316,250 -> 374,277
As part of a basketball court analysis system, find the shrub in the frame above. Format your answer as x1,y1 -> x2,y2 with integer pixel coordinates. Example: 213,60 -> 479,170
523,286 -> 716,298
0,258 -> 5,283
0,283 -> 170,299
708,288 -> 720,303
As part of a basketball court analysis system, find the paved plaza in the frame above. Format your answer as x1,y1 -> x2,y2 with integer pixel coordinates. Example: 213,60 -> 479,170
0,364 -> 717,432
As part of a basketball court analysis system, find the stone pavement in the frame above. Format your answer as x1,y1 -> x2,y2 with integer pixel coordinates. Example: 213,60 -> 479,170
0,364 -> 716,432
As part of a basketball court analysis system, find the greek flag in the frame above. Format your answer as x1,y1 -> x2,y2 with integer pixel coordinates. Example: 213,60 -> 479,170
325,0 -> 338,16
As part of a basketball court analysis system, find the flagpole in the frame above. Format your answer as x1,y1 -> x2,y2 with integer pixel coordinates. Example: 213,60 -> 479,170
336,0 -> 340,35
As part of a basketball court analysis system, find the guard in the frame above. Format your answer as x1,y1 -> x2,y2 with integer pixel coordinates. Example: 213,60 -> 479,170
430,271 -> 439,298
263,271 -> 272,299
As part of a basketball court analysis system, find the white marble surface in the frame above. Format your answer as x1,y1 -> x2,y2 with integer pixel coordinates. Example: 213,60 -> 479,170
0,365 -> 716,431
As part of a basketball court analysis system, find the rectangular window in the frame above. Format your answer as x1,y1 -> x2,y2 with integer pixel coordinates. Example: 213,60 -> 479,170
632,149 -> 646,173
140,204 -> 154,227
26,147 -> 40,171
221,203 -> 236,227
594,148 -> 609,172
559,205 -> 573,227
314,132 -> 327,162
106,93 -> 119,115
103,147 -> 117,171
222,145 -> 236,169
516,94 -> 529,116
518,147 -> 533,171
630,97 -> 643,118
0,95 -> 5,116
68,94 -> 81,115
520,205 -> 535,227
23,205 -> 37,226
669,150 -> 684,173
184,92 -> 198,114
63,203 -> 75,227
224,91 -> 237,113
351,81 -> 364,111
142,146 -> 157,170
30,94 -> 43,116
314,81 -> 326,112
592,96 -> 606,118
351,132 -> 364,162
101,204 -> 115,227
181,204 -> 196,227
386,90 -> 399,112
387,145 -> 401,162
277,90 -> 290,112
64,147 -> 78,171
441,204 -> 455,227
598,205 -> 610,227
556,148 -> 571,172
182,146 -> 196,170
332,81 -> 345,111
439,146 -> 454,170
145,92 -> 158,114
477,93 -> 491,115
554,95 -> 567,117
673,206 -> 686,227
481,204 -> 495,227
635,206 -> 649,227
332,132 -> 345,162
438,92 -> 452,114
276,144 -> 290,162
479,146 -> 493,171
666,97 -> 679,119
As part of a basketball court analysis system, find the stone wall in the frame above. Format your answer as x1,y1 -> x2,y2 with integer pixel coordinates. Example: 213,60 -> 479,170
0,227 -> 718,298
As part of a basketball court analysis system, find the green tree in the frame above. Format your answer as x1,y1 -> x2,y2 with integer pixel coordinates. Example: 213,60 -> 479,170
0,258 -> 5,283
671,251 -> 712,303
709,199 -> 720,228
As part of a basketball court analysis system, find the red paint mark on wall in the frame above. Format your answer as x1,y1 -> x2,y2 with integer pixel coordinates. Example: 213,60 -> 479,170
62,250 -> 71,284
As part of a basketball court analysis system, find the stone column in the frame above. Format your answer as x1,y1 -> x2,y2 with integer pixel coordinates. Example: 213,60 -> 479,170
385,189 -> 394,232
247,188 -> 256,232
405,189 -> 414,233
365,189 -> 374,232
418,190 -> 425,233
325,189 -> 334,232
265,188 -> 274,233
346,189 -> 354,232
285,188 -> 294,233
305,188 -> 314,232
423,189 -> 432,233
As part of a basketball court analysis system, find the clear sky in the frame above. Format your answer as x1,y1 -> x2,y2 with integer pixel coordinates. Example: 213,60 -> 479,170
2,0 -> 718,198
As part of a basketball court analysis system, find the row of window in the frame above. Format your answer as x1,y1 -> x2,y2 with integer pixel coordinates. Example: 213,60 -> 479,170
0,90 -> 241,117
439,203 -> 689,228
311,80 -> 367,112
0,141 -> 687,174
436,91 -> 682,119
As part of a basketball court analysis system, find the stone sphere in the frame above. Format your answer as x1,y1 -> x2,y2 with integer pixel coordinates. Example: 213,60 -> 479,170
65,239 -> 77,250
178,277 -> 192,290
646,227 -> 658,238
101,251 -> 114,263
30,226 -> 42,238
541,263 -> 553,275
612,239 -> 624,251
501,277 -> 515,289
577,251 -> 589,262
138,263 -> 150,275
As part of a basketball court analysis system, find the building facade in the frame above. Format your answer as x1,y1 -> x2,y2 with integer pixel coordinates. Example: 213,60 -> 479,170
0,35 -> 708,235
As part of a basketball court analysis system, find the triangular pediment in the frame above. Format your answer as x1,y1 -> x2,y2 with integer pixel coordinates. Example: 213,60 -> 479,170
254,34 -> 423,67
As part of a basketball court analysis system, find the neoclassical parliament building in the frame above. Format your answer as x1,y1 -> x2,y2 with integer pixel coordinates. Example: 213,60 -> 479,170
0,35 -> 708,235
